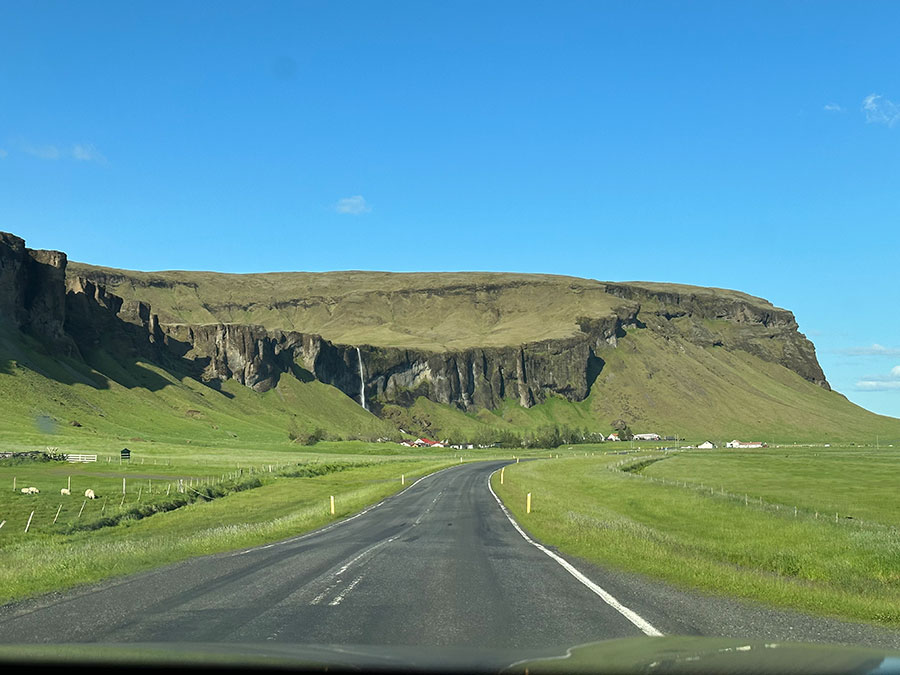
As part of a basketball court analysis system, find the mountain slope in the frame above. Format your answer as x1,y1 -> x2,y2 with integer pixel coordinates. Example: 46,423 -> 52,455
0,325 -> 396,447
2,230 -> 898,445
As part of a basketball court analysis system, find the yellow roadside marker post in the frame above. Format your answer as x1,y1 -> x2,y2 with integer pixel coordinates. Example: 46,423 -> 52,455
526,492 -> 532,514
330,495 -> 335,515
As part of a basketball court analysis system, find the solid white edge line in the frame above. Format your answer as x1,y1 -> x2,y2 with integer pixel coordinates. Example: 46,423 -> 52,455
487,469 -> 664,637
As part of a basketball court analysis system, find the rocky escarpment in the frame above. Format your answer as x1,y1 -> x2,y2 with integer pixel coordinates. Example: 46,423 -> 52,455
605,283 -> 829,390
1,231 -> 831,417
65,275 -> 166,360
156,316 -> 623,411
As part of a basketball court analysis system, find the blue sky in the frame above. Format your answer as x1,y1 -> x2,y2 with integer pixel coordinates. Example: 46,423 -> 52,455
1,1 -> 898,417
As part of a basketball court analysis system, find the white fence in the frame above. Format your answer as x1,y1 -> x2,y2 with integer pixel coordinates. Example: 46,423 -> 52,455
66,454 -> 97,463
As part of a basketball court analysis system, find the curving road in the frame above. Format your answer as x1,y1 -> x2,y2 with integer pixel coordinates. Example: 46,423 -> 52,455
1,460 -> 898,656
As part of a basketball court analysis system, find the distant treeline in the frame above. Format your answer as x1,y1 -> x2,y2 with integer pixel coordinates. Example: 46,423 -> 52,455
292,423 -> 614,449
456,426 -> 609,449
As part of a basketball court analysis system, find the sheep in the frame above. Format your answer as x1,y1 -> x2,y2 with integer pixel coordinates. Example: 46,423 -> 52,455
84,489 -> 96,499
60,488 -> 71,496
20,487 -> 39,495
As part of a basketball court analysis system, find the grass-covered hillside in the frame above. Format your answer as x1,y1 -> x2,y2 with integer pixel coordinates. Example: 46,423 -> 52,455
381,329 -> 900,443
0,325 -> 397,448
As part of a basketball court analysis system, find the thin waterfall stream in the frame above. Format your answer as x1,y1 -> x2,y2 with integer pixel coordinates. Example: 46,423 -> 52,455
356,346 -> 366,410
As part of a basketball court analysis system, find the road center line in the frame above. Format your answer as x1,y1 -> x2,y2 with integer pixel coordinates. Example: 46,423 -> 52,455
336,535 -> 397,576
329,575 -> 364,606
230,465 -> 457,557
309,534 -> 398,605
487,470 -> 663,637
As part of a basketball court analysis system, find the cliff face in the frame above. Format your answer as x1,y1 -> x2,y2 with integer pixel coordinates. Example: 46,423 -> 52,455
153,322 -> 616,411
0,232 -> 76,355
0,231 -> 831,417
604,283 -> 829,390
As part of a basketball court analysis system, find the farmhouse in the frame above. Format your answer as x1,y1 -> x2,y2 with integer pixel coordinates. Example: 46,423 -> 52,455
407,438 -> 442,447
606,433 -> 620,441
633,433 -> 661,441
726,439 -> 766,448
698,440 -> 716,449
399,438 -> 438,447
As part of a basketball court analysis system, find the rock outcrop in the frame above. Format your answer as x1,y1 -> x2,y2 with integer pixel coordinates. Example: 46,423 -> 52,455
0,232 -> 77,355
603,283 -> 829,390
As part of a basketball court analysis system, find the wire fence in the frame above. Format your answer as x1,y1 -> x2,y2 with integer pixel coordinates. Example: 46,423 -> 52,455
608,454 -> 900,535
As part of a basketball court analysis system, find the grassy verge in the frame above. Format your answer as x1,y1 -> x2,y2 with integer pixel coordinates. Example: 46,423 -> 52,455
492,451 -> 900,628
0,457 -> 455,604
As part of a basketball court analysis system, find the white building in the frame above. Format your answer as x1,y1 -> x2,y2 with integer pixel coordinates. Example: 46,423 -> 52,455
607,433 -> 620,441
698,441 -> 716,449
726,439 -> 765,449
633,433 -> 661,441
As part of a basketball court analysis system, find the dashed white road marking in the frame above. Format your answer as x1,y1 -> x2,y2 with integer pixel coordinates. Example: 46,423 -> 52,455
487,470 -> 663,637
336,536 -> 397,576
329,575 -> 364,606
310,586 -> 335,606
309,535 -> 398,605
413,489 -> 444,526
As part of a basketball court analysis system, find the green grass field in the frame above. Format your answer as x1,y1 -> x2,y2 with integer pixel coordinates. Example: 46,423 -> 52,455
492,446 -> 900,627
641,446 -> 900,526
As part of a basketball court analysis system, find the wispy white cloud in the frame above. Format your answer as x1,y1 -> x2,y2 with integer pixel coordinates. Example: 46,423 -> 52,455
12,139 -> 107,162
334,195 -> 371,215
856,380 -> 900,391
855,365 -> 900,391
23,142 -> 61,160
71,143 -> 106,162
837,343 -> 900,356
824,103 -> 843,112
862,94 -> 900,127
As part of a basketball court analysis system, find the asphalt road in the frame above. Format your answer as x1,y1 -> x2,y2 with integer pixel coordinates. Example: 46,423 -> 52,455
1,460 -> 899,656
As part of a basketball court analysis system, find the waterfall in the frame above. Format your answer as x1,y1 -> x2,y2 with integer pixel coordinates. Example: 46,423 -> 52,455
356,346 -> 366,410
